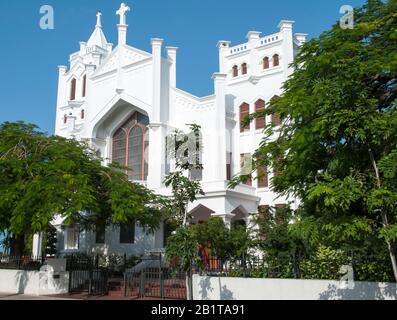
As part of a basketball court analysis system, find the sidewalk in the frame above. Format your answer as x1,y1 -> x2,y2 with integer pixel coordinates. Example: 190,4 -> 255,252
0,293 -> 77,300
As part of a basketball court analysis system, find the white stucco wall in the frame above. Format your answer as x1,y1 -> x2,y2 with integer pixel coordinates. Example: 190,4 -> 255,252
192,275 -> 397,300
0,270 -> 69,296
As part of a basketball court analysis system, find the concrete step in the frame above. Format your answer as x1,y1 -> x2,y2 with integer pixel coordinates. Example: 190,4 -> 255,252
108,291 -> 126,297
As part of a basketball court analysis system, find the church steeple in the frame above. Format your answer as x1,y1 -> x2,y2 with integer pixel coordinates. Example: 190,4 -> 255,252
87,11 -> 108,49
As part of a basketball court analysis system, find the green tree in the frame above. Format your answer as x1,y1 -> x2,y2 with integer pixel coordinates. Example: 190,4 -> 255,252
164,125 -> 204,227
164,124 -> 204,300
164,227 -> 201,273
236,0 -> 397,280
0,122 -> 164,255
190,217 -> 230,259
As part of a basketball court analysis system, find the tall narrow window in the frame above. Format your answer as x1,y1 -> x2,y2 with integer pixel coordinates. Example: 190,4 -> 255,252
63,114 -> 67,124
120,222 -> 135,244
240,154 -> 252,186
271,95 -> 281,126
240,103 -> 250,133
70,78 -> 77,101
255,99 -> 266,130
65,226 -> 79,250
82,75 -> 87,98
275,204 -> 288,225
263,57 -> 270,69
81,109 -> 85,120
241,63 -> 248,75
273,155 -> 283,178
188,130 -> 203,181
271,112 -> 281,126
95,225 -> 105,244
273,54 -> 280,67
112,112 -> 149,181
232,65 -> 238,77
257,166 -> 268,188
226,152 -> 232,181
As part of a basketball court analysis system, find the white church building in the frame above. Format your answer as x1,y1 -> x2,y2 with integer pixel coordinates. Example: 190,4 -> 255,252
49,3 -> 307,257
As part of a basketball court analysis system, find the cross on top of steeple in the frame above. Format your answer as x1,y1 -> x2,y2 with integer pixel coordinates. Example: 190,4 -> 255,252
116,3 -> 131,26
96,11 -> 102,28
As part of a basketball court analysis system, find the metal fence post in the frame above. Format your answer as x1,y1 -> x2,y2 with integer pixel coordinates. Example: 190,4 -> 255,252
17,255 -> 22,270
139,271 -> 144,299
160,269 -> 164,300
124,272 -> 127,297
188,269 -> 193,300
88,257 -> 93,295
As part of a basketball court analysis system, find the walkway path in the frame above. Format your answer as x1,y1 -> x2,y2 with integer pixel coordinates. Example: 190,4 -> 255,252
0,293 -> 77,300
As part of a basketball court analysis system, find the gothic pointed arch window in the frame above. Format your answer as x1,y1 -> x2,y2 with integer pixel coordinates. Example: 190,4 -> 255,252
241,63 -> 248,75
255,99 -> 266,130
270,95 -> 281,126
232,65 -> 238,77
82,75 -> 87,98
112,112 -> 149,181
273,54 -> 280,67
70,78 -> 77,101
240,103 -> 250,133
263,57 -> 270,69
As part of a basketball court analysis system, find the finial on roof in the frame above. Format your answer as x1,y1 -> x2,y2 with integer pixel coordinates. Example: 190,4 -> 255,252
86,11 -> 108,49
96,11 -> 102,28
116,3 -> 131,25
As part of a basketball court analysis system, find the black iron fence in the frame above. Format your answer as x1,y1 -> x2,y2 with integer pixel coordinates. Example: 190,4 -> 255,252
195,254 -> 396,283
0,255 -> 45,271
124,267 -> 187,300
61,253 -> 141,277
65,255 -> 108,295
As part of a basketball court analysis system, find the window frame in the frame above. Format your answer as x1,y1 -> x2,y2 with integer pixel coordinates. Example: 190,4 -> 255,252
119,222 -> 136,244
82,74 -> 87,98
65,226 -> 79,250
263,57 -> 270,69
112,112 -> 149,182
255,99 -> 266,130
95,225 -> 106,244
70,78 -> 77,101
232,65 -> 238,77
257,165 -> 269,189
241,63 -> 248,75
239,103 -> 250,133
273,54 -> 280,67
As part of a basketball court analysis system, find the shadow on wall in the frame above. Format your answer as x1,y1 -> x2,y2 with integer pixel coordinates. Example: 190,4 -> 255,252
219,278 -> 235,300
198,276 -> 235,301
15,271 -> 29,294
319,282 -> 397,300
198,277 -> 213,300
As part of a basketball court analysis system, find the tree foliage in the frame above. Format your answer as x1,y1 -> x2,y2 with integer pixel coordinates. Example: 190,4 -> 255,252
0,122 -> 164,252
235,0 -> 397,279
164,124 -> 204,227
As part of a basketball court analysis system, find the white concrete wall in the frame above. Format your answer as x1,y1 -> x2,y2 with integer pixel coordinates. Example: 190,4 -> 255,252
0,270 -> 69,296
192,275 -> 397,300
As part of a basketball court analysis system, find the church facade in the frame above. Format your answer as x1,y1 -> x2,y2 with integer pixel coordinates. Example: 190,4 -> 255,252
52,3 -> 307,257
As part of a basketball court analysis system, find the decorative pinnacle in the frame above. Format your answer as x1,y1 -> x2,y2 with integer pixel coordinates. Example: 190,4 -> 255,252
96,11 -> 102,28
116,3 -> 131,25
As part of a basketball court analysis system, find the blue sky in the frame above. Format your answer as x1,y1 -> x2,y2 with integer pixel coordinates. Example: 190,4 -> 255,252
0,0 -> 366,134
